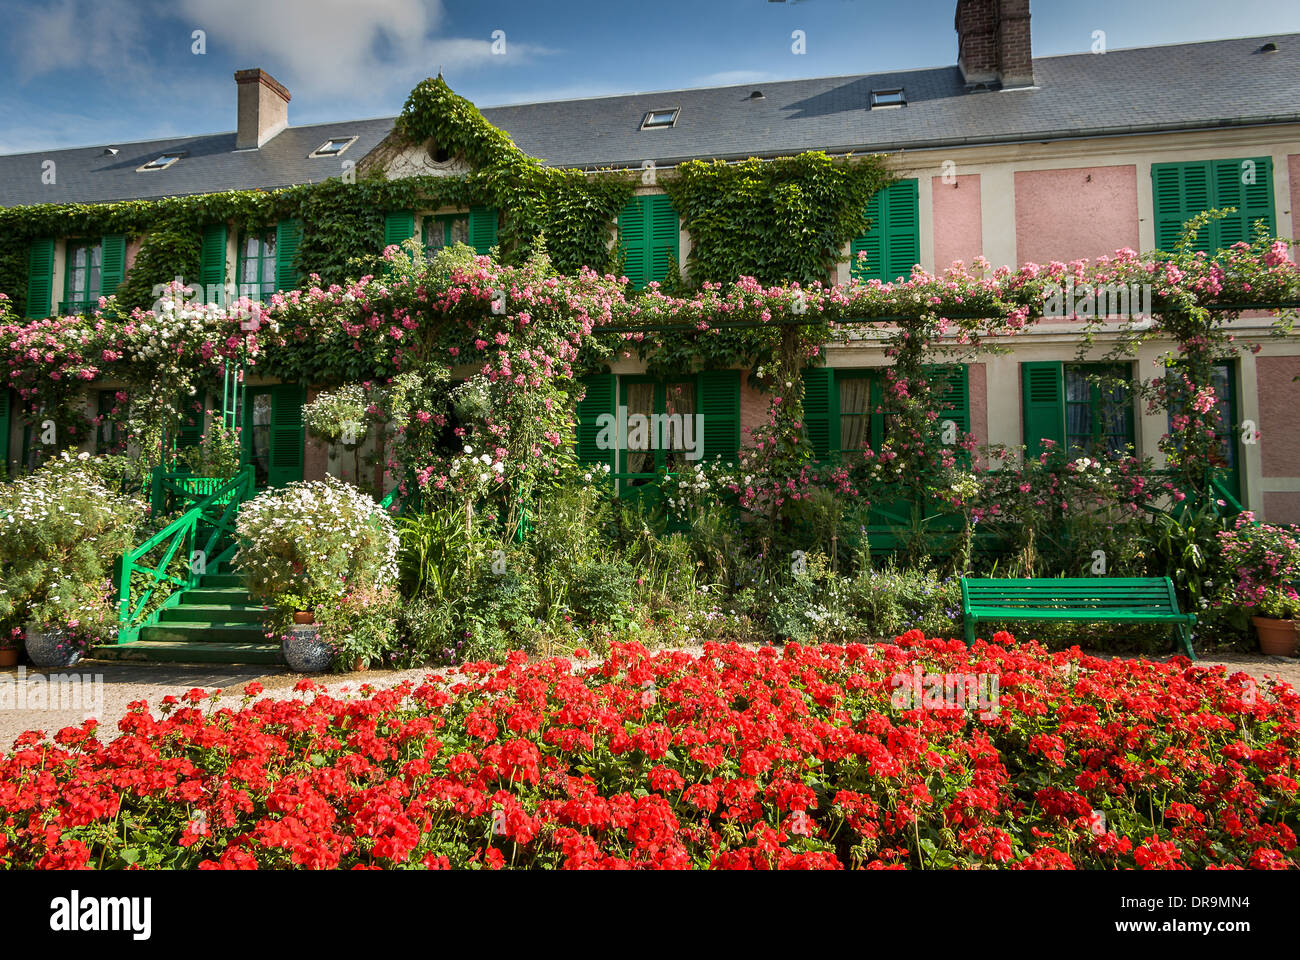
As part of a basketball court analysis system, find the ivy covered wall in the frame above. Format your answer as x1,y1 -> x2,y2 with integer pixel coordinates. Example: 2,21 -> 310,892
0,76 -> 894,318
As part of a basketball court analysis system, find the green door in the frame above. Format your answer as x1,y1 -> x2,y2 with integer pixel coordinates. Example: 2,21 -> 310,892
616,376 -> 699,512
242,384 -> 305,489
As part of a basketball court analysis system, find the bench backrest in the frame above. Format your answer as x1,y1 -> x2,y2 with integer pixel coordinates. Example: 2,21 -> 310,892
961,577 -> 1179,612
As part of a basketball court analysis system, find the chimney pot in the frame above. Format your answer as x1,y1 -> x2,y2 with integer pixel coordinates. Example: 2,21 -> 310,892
235,68 -> 290,149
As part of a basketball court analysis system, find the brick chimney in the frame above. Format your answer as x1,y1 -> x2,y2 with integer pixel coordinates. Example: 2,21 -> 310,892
955,0 -> 1034,89
235,68 -> 290,149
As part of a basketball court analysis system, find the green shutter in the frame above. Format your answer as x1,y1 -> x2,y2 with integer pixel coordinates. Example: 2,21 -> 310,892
1151,159 -> 1274,254
275,218 -> 303,291
1152,162 -> 1212,254
1022,361 -> 1065,458
25,238 -> 54,318
468,206 -> 499,256
267,383 -> 306,487
926,364 -> 970,434
852,180 -> 919,283
618,197 -> 649,288
384,210 -> 415,248
1212,157 -> 1274,248
802,367 -> 833,461
0,390 -> 10,471
199,223 -> 228,299
699,369 -> 740,461
576,374 -> 616,470
99,234 -> 126,298
647,195 -> 679,285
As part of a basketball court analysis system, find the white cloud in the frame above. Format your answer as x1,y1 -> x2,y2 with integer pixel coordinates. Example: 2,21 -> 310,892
7,0 -> 149,82
174,0 -> 550,99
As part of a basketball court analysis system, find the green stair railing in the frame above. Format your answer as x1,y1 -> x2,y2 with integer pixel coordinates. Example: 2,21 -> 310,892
116,465 -> 255,643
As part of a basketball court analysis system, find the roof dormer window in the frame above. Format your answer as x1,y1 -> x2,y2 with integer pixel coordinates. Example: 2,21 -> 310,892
641,108 -> 679,130
138,152 -> 185,171
870,88 -> 906,109
310,136 -> 358,157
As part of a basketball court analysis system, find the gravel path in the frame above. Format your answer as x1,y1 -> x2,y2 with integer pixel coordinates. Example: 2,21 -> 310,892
1,644 -> 1296,750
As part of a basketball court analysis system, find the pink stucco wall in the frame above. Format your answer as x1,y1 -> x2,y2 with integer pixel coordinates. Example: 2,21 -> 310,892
932,174 -> 982,272
1014,165 -> 1140,265
1258,355 -> 1300,478
1264,492 -> 1300,526
125,236 -> 143,274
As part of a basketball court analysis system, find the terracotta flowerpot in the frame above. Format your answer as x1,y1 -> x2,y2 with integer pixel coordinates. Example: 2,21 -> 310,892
0,648 -> 19,667
293,611 -> 315,625
353,656 -> 369,672
1253,617 -> 1300,657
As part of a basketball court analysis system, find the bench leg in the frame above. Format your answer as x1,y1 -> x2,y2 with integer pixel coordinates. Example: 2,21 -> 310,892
964,618 -> 976,647
1173,622 -> 1196,660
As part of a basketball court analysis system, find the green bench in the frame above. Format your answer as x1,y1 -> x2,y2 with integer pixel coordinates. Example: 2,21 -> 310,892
960,577 -> 1196,659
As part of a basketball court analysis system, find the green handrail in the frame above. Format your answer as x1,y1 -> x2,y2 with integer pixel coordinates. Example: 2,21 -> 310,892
116,465 -> 254,643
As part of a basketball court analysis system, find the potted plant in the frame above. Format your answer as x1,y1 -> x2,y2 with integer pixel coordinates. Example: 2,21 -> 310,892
1251,585 -> 1300,657
0,455 -> 143,668
314,585 -> 400,673
234,477 -> 400,672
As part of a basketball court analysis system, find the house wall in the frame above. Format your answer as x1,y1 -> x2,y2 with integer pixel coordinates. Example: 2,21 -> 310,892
1012,165 -> 1141,265
931,174 -> 983,272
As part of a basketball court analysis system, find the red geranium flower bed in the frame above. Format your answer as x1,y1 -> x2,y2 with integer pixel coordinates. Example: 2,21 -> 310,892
2,632 -> 1297,870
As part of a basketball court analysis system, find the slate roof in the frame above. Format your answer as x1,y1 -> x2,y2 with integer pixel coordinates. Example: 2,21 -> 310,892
2,33 -> 1298,208
0,118 -> 394,207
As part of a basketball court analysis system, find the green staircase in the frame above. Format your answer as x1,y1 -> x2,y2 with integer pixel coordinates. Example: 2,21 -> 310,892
96,572 -> 281,664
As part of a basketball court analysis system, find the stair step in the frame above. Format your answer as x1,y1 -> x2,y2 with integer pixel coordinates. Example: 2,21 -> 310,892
93,640 -> 282,665
182,587 -> 255,605
160,604 -> 268,624
141,622 -> 270,644
199,573 -> 246,589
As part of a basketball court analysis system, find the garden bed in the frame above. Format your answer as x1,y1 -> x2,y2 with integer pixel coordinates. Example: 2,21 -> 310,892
1,633 -> 1296,869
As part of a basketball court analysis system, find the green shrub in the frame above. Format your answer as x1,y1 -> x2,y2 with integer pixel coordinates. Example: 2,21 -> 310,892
565,560 -> 635,625
234,476 -> 398,607
0,453 -> 144,640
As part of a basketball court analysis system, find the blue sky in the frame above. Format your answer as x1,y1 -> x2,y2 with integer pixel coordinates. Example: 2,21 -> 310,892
2,0 -> 1300,155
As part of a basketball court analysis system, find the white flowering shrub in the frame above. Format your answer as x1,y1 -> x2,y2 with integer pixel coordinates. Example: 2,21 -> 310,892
233,476 -> 399,606
0,452 -> 144,637
301,383 -> 371,447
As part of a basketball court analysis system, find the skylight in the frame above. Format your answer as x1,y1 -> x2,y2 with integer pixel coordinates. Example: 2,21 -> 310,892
310,136 -> 358,157
641,108 -> 679,130
870,88 -> 906,109
138,152 -> 185,171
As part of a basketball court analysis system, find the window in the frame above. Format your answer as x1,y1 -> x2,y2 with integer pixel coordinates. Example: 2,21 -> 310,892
870,88 -> 905,108
641,108 -> 679,129
618,377 -> 699,487
1166,361 -> 1242,503
850,179 -> 920,283
836,371 -> 888,459
1064,364 -> 1134,457
64,240 -> 102,313
138,153 -> 184,171
618,195 -> 679,289
424,214 -> 470,253
96,389 -> 122,454
310,136 -> 357,158
237,231 -> 278,301
576,371 -> 740,490
1152,158 -> 1276,254
806,365 -> 967,462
